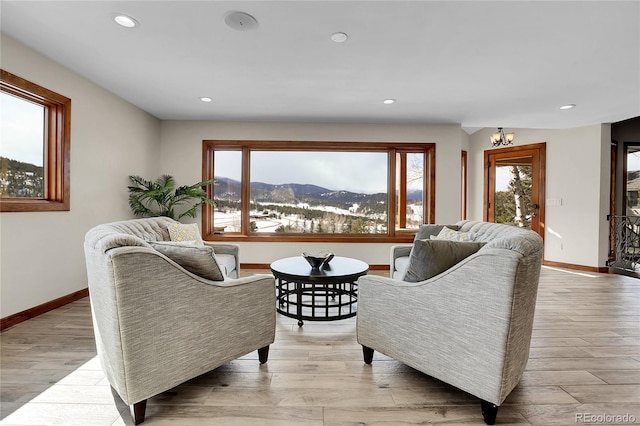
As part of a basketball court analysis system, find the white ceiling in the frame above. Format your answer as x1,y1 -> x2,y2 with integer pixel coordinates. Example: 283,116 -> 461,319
2,1 -> 639,131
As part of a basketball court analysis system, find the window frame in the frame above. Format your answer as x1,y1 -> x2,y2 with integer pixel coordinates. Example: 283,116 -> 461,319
0,69 -> 71,212
461,150 -> 468,220
202,140 -> 435,242
622,142 -> 640,212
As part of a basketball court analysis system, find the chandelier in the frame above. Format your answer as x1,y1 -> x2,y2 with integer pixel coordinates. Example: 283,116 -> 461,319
490,127 -> 514,147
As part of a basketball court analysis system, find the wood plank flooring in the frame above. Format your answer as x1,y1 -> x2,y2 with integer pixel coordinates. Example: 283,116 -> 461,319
1,266 -> 639,425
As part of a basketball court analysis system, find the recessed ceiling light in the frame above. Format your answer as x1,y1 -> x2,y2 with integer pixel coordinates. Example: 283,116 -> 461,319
383,99 -> 395,105
114,14 -> 138,28
331,32 -> 348,43
560,104 -> 576,110
200,97 -> 213,103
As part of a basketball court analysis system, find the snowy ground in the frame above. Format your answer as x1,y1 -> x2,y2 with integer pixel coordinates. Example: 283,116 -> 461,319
213,202 -> 421,233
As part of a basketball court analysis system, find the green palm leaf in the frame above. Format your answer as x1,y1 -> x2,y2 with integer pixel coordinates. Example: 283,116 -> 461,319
127,175 -> 215,220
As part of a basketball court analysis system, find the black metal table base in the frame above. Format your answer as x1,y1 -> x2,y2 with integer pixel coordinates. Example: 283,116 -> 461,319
276,279 -> 358,326
271,256 -> 368,327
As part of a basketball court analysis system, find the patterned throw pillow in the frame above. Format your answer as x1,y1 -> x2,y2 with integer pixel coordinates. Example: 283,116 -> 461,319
167,223 -> 204,245
403,239 -> 485,282
149,241 -> 224,281
431,226 -> 477,242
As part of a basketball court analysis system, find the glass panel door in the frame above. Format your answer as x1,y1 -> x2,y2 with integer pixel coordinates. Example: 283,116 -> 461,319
625,145 -> 640,215
484,143 -> 546,238
493,157 -> 533,229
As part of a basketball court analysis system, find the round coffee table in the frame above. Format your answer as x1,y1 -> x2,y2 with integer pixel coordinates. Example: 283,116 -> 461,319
270,256 -> 369,326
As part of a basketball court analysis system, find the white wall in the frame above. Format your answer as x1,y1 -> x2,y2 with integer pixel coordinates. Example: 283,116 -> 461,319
0,35 -> 161,317
159,120 -> 467,265
467,125 -> 611,268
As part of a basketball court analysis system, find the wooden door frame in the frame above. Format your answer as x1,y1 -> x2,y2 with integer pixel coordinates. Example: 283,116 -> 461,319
484,142 -> 546,240
621,142 -> 640,213
610,141 -> 617,261
461,150 -> 468,220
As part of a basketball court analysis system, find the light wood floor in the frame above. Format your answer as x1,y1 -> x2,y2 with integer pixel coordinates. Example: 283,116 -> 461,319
1,266 -> 639,425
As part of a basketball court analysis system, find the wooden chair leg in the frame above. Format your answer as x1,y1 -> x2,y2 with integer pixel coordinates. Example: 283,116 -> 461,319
362,345 -> 374,364
481,400 -> 498,425
131,399 -> 147,425
258,345 -> 270,364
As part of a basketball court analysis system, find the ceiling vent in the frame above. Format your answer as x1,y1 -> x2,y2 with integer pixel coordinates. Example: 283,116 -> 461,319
225,11 -> 258,31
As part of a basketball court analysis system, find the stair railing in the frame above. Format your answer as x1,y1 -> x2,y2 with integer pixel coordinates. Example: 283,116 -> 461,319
607,214 -> 640,274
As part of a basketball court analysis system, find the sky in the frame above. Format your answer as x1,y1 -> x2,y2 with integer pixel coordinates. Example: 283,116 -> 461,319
496,167 -> 511,191
629,151 -> 640,171
215,150 -> 393,194
0,92 -> 45,166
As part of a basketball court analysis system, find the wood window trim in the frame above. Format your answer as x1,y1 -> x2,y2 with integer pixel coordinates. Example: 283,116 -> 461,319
397,152 -> 408,229
202,140 -> 435,243
461,150 -> 467,220
622,142 -> 640,213
0,69 -> 71,212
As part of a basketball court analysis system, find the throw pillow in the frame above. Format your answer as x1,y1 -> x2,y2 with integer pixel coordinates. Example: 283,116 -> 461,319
403,239 -> 485,282
167,222 -> 204,245
149,241 -> 224,281
431,226 -> 477,242
413,224 -> 460,242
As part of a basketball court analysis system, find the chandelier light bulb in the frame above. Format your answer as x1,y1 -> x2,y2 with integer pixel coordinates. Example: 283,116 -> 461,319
490,127 -> 514,147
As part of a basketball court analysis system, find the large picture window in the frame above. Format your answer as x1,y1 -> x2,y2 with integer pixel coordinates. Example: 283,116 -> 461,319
0,70 -> 71,212
202,140 -> 435,242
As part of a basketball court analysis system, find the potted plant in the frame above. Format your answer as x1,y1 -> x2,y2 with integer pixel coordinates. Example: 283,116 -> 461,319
127,174 -> 215,221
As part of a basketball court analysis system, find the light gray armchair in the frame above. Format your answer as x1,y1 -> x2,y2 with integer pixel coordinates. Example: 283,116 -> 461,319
84,217 -> 275,424
357,221 -> 543,424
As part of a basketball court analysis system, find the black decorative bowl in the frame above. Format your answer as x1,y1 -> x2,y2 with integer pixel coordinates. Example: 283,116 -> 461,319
302,251 -> 334,269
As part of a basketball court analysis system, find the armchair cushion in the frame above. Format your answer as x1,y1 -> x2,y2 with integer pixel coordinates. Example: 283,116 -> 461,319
394,255 -> 411,277
215,254 -> 237,278
403,239 -> 485,282
149,241 -> 224,281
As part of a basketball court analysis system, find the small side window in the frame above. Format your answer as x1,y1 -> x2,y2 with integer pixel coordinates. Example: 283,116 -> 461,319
0,70 -> 71,212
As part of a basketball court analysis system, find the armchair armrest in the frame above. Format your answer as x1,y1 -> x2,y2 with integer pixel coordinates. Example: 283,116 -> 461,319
389,244 -> 412,277
204,242 -> 240,275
